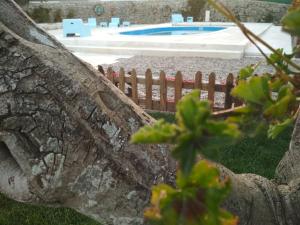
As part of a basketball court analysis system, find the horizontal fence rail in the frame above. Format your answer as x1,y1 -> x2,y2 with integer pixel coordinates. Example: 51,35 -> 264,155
98,65 -> 243,113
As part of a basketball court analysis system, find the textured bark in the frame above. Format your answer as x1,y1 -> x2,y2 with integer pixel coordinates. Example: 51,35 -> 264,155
0,1 -> 176,225
0,1 -> 300,225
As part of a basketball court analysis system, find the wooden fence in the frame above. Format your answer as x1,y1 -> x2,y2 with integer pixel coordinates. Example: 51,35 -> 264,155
98,66 -> 243,112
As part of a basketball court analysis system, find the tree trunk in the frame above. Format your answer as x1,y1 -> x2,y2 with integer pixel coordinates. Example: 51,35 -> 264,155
0,1 -> 299,225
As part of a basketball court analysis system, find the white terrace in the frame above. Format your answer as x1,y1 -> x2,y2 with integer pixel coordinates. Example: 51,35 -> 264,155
47,22 -> 292,66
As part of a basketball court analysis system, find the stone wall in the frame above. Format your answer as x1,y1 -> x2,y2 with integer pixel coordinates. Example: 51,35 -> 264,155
27,0 -> 187,24
206,0 -> 290,24
26,0 -> 289,24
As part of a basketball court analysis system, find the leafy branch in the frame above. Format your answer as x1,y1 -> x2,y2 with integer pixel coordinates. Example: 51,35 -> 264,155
208,0 -> 300,72
132,92 -> 239,225
131,1 -> 300,225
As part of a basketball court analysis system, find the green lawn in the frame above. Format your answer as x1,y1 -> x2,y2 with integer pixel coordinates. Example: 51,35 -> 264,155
150,112 -> 293,179
261,0 -> 292,3
0,195 -> 100,225
0,112 -> 293,224
210,125 -> 293,178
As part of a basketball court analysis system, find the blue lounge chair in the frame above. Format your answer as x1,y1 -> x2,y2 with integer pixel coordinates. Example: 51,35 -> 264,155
109,17 -> 120,27
88,18 -> 97,28
122,21 -> 130,27
63,19 -> 91,37
186,16 -> 193,23
100,22 -> 108,27
171,13 -> 184,24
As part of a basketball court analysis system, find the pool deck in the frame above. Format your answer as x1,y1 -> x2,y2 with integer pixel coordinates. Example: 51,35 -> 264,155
48,22 -> 292,62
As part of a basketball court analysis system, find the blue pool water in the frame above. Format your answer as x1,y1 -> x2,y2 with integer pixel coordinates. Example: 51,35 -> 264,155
120,26 -> 226,36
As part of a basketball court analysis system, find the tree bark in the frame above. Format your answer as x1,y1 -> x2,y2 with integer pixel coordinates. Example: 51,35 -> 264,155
0,1 -> 300,225
0,1 -> 176,225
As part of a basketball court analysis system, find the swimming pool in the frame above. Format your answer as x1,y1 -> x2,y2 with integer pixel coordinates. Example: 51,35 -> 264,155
120,26 -> 226,36
54,23 -> 278,59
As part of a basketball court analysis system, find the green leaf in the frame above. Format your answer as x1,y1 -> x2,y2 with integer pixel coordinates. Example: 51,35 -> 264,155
205,120 -> 240,139
144,184 -> 177,224
131,119 -> 177,144
176,90 -> 211,131
282,9 -> 300,36
269,77 -> 285,92
199,121 -> 240,156
277,84 -> 293,101
190,161 -> 220,187
238,64 -> 259,80
264,86 -> 296,118
268,49 -> 284,65
268,118 -> 294,139
172,137 -> 198,176
231,76 -> 271,105
267,49 -> 291,73
145,161 -> 238,225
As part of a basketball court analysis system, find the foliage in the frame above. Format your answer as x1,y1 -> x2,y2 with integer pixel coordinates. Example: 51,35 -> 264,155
29,6 -> 51,23
132,92 -> 239,225
66,9 -> 76,19
144,161 -> 236,225
53,9 -> 63,23
259,12 -> 274,23
208,0 -> 300,139
282,8 -> 300,35
132,1 -> 300,225
182,0 -> 206,21
133,91 -> 240,175
148,112 -> 292,179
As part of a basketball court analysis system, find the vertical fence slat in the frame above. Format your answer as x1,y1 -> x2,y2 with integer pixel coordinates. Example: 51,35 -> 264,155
194,71 -> 202,90
104,66 -> 241,113
131,69 -> 138,104
208,72 -> 216,107
107,67 -> 113,82
224,73 -> 234,109
119,67 -> 125,93
98,65 -> 105,75
160,71 -> 167,111
145,69 -> 153,109
175,71 -> 183,104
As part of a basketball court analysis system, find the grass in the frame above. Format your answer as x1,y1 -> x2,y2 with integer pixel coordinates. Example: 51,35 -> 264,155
0,195 -> 100,225
0,112 -> 293,224
150,111 -> 293,179
211,125 -> 293,179
262,0 -> 292,3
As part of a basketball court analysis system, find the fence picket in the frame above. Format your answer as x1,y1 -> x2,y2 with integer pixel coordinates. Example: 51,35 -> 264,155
208,72 -> 216,107
224,73 -> 234,109
194,71 -> 202,90
175,71 -> 183,104
145,69 -> 153,109
98,65 -> 105,75
119,68 -> 125,92
131,69 -> 138,104
98,65 -> 241,113
159,71 -> 167,111
107,67 -> 113,82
